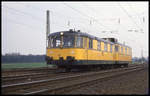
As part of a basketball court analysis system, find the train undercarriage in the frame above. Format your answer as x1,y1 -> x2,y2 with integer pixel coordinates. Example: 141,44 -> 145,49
46,56 -> 129,72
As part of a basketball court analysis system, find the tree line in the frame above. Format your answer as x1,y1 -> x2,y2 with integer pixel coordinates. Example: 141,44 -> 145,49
132,57 -> 148,63
2,53 -> 45,63
2,53 -> 148,64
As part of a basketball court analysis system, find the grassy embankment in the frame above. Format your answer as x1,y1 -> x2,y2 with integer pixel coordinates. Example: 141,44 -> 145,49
2,62 -> 55,69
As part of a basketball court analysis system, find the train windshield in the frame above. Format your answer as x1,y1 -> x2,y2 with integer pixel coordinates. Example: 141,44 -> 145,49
50,35 -> 61,48
50,35 -> 75,48
63,35 -> 75,47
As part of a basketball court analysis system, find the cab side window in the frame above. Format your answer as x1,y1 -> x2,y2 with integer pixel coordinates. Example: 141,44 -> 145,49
129,48 -> 131,55
125,47 -> 127,54
121,47 -> 123,53
110,44 -> 112,52
97,41 -> 101,51
84,37 -> 87,48
50,36 -> 61,48
89,38 -> 93,49
104,42 -> 107,52
76,36 -> 83,48
115,45 -> 118,52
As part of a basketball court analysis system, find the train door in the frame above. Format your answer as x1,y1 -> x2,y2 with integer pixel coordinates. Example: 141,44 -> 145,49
114,44 -> 118,64
84,37 -> 88,64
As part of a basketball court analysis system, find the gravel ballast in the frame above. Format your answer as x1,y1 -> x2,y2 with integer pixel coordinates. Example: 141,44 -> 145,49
67,66 -> 148,95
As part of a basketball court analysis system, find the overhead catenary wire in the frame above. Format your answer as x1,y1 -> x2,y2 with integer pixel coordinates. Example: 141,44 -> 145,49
25,4 -> 92,23
24,3 -> 117,34
91,3 -> 145,34
127,3 -> 145,33
81,3 -> 120,35
3,6 -> 69,32
6,18 -> 43,31
4,4 -> 146,36
62,3 -> 117,37
23,4 -> 96,33
83,4 -> 129,38
2,5 -> 44,22
4,4 -> 145,39
82,3 -> 135,39
63,3 -> 114,31
2,3 -> 147,57
117,3 -> 143,33
128,3 -> 146,23
82,3 -> 119,25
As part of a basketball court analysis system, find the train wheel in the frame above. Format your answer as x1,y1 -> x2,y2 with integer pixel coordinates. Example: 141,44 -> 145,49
110,65 -> 114,69
65,68 -> 71,72
125,64 -> 128,67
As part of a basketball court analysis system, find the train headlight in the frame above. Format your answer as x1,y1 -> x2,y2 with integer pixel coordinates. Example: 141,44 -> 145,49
60,32 -> 63,35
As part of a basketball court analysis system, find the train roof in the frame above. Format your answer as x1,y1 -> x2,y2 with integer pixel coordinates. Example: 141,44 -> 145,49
48,30 -> 131,48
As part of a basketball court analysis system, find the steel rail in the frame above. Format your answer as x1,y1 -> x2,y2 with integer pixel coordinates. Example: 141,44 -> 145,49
25,67 -> 145,95
2,73 -> 46,79
2,65 -> 143,94
2,67 -> 56,76
2,71 -> 79,85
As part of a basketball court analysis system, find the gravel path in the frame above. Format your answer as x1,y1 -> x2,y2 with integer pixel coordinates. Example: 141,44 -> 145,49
67,66 -> 148,95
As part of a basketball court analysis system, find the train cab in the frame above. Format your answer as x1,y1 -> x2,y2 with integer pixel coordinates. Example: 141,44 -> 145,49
46,29 -> 87,69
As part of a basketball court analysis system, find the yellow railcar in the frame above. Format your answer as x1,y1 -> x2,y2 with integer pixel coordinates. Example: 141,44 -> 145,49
46,29 -> 132,70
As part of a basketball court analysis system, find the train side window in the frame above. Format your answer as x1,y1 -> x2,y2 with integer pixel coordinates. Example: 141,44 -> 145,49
110,44 -> 112,52
76,36 -> 83,48
127,48 -> 129,55
128,48 -> 130,55
89,38 -> 93,49
121,47 -> 123,53
125,47 -> 127,54
104,42 -> 107,52
129,48 -> 131,55
84,37 -> 87,48
97,41 -> 101,50
115,45 -> 118,52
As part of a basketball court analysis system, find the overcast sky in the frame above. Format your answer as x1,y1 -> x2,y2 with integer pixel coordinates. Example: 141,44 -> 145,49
2,1 -> 149,58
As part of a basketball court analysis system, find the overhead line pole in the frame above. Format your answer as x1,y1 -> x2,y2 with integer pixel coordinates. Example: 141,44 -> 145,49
46,10 -> 50,56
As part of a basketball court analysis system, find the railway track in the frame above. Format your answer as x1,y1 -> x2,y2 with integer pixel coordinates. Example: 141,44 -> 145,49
1,64 -> 139,77
2,64 -> 146,95
2,72 -> 49,85
2,64 -> 140,85
2,70 -> 86,85
2,67 -> 56,77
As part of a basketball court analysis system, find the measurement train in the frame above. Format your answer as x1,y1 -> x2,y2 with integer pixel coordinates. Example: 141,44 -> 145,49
46,29 -> 132,71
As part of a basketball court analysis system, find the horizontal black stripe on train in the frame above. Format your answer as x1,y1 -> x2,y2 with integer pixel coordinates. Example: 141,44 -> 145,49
47,60 -> 130,65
